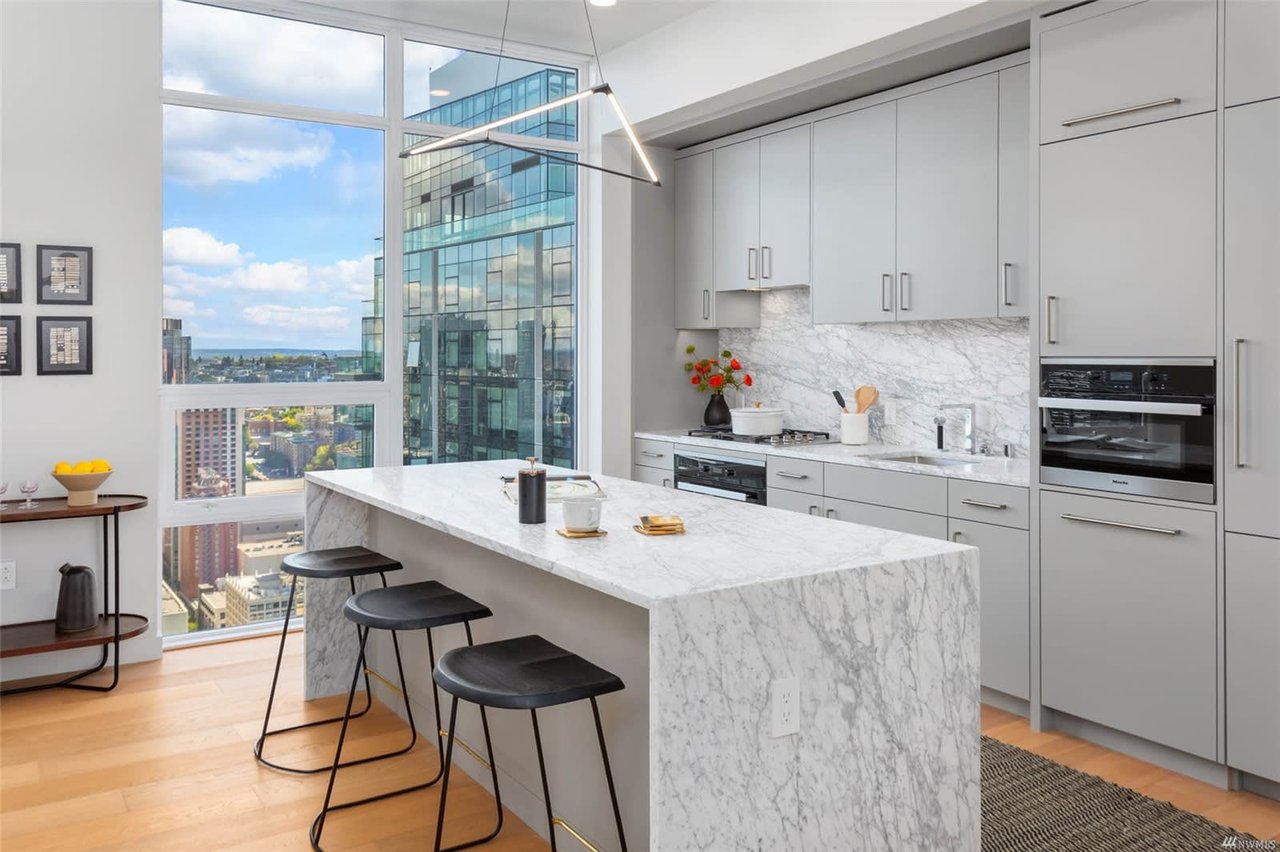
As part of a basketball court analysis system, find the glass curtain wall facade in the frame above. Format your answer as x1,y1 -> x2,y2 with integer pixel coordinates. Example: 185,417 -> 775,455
402,66 -> 578,467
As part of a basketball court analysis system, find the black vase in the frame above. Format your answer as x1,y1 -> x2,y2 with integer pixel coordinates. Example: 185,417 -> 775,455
703,392 -> 732,428
55,563 -> 98,633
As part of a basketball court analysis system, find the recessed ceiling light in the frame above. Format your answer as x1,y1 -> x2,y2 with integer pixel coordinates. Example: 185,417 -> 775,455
429,88 -> 451,97
589,0 -> 616,6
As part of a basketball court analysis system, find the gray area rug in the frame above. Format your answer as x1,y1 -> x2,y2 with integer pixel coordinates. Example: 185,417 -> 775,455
983,735 -> 1269,851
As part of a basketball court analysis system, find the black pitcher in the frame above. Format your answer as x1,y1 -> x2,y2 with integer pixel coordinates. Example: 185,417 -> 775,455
55,563 -> 98,633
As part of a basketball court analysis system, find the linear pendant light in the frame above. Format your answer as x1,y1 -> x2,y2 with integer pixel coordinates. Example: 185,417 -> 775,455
398,0 -> 660,186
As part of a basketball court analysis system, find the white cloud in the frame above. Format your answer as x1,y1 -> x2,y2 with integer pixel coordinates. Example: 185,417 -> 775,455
165,253 -> 375,299
163,227 -> 246,267
164,106 -> 333,186
242,304 -> 350,331
230,261 -> 310,293
162,0 -> 383,115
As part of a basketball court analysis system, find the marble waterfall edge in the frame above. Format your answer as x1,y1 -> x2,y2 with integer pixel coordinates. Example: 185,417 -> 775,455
720,289 -> 1031,455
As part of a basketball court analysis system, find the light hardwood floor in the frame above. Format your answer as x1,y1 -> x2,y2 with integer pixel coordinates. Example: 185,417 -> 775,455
1,637 -> 1277,850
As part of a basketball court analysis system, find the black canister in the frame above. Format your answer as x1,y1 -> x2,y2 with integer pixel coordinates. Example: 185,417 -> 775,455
518,456 -> 547,524
55,563 -> 98,633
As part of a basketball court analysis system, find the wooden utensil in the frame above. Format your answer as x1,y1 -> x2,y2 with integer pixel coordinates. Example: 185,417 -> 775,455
854,386 -> 879,414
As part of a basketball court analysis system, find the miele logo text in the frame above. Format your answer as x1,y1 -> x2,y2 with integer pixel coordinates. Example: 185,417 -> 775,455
1111,479 -> 1129,485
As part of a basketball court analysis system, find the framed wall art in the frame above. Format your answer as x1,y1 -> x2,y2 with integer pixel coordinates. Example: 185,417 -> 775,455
0,316 -> 20,376
36,244 -> 93,305
36,315 -> 92,375
0,243 -> 20,304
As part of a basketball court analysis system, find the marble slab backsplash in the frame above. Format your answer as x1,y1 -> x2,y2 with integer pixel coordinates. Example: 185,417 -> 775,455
719,289 -> 1032,457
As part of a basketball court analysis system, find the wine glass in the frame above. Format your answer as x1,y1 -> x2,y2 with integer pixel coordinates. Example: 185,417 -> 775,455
19,479 -> 38,509
0,481 -> 7,510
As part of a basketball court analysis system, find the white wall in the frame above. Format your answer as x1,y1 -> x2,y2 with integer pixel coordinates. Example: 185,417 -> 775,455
0,0 -> 163,678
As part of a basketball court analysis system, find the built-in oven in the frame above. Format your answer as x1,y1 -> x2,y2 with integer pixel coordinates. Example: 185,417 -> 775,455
673,449 -> 768,505
1039,359 -> 1215,503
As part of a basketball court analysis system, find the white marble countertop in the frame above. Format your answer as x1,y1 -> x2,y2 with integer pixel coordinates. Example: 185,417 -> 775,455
635,429 -> 1031,487
306,460 -> 969,610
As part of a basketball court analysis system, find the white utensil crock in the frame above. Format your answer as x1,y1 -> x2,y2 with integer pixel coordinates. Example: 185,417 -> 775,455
840,412 -> 869,445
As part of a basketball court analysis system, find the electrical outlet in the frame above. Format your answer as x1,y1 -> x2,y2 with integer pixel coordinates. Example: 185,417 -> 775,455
882,398 -> 898,426
0,560 -> 15,591
770,677 -> 799,738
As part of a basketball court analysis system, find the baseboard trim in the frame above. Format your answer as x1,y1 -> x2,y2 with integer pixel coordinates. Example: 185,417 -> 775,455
981,686 -> 1030,718
1241,772 -> 1280,803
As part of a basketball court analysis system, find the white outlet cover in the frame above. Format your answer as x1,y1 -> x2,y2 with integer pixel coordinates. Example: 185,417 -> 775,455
770,677 -> 799,738
0,560 -> 15,591
883,398 -> 898,426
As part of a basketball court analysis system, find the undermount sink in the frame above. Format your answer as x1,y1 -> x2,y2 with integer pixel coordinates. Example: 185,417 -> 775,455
871,453 -> 976,468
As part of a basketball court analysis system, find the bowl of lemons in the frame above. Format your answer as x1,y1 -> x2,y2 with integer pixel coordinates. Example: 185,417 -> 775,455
51,459 -> 113,507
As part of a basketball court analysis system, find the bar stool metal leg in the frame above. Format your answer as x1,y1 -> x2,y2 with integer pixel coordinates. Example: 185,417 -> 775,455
591,697 -> 629,852
530,708 -> 559,852
311,625 -> 370,850
432,695 -> 503,852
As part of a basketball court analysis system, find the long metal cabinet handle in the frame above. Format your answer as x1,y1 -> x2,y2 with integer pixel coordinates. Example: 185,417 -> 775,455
702,289 -> 710,321
762,246 -> 772,280
960,498 -> 1007,510
899,272 -> 911,311
747,247 -> 757,281
1045,295 -> 1059,344
1060,513 -> 1181,536
1001,263 -> 1014,307
881,274 -> 894,312
639,451 -> 665,458
775,471 -> 808,480
1062,97 -> 1182,127
1234,338 -> 1246,468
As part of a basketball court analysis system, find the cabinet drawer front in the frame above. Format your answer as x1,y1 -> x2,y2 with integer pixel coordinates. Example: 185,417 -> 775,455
1039,0 -> 1217,144
824,464 -> 947,515
950,519 -> 1030,700
1040,491 -> 1217,759
949,481 -> 1029,529
634,439 -> 674,471
767,457 -> 824,495
766,487 -> 823,517
1225,0 -> 1280,107
1226,533 -> 1280,782
632,465 -> 673,489
826,497 -> 948,540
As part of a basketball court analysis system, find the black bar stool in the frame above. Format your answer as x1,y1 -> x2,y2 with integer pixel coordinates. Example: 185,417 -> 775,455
311,580 -> 497,852
256,545 -> 411,774
432,634 -> 628,852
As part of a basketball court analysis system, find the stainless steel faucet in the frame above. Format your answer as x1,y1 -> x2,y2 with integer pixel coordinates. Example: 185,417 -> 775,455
939,403 -> 977,454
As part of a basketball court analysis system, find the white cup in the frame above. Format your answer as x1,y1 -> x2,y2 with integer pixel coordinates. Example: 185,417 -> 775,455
840,412 -> 869,445
562,496 -> 603,532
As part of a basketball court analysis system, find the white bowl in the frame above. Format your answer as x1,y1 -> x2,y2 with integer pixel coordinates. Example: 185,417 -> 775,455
730,407 -> 784,436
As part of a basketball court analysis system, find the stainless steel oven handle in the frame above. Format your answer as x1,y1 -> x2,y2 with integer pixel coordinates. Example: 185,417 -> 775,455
960,499 -> 1007,510
774,471 -> 809,480
1037,397 -> 1207,416
1234,338 -> 1246,468
677,481 -> 749,502
1060,513 -> 1181,536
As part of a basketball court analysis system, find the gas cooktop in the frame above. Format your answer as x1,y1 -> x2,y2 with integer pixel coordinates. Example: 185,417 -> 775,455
686,427 -> 835,445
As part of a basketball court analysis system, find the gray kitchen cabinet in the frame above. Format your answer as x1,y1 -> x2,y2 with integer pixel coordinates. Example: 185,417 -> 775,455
950,519 -> 1029,699
948,480 -> 1030,530
713,138 -> 761,292
825,496 -> 948,540
1225,0 -> 1280,108
896,73 -> 999,320
812,101 -> 898,324
767,487 -> 823,517
634,438 -> 675,472
1040,112 -> 1217,357
1038,0 -> 1217,144
674,152 -> 758,329
632,465 -> 673,489
1225,99 -> 1280,539
824,463 -> 948,516
767,457 -> 824,496
1040,491 -> 1217,760
1226,533 -> 1280,783
758,125 -> 812,288
997,64 -> 1030,319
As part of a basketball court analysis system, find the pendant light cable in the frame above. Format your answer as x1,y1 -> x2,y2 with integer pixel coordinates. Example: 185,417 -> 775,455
487,0 -> 512,126
582,0 -> 605,84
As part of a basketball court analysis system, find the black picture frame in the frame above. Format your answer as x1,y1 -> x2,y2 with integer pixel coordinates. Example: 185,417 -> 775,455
0,243 -> 20,304
0,316 -> 20,376
36,244 -> 93,305
36,315 -> 92,375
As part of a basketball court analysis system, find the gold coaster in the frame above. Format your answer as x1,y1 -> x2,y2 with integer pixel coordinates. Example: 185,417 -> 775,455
633,524 -> 684,536
556,528 -> 608,539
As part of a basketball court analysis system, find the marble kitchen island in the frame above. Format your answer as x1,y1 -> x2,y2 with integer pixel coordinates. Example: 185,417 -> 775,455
304,460 -> 979,851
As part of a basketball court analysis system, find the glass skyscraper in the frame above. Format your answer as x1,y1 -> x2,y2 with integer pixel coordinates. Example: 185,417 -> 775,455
402,65 -> 578,468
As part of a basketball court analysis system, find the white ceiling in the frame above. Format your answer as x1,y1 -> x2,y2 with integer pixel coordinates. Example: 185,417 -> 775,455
307,0 -> 713,55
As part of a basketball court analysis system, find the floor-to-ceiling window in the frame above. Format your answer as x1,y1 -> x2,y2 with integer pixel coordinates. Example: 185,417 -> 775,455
159,2 -> 585,643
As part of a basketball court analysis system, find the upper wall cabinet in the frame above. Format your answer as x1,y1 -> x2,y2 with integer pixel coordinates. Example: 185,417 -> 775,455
674,151 -> 759,329
1225,0 -> 1280,107
1040,113 -> 1217,357
997,64 -> 1031,319
713,125 -> 811,292
896,73 -> 999,321
812,101 -> 898,324
1038,0 -> 1217,144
